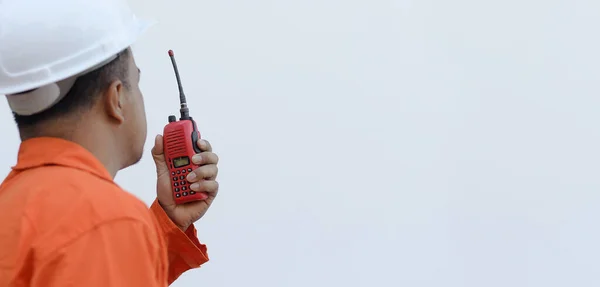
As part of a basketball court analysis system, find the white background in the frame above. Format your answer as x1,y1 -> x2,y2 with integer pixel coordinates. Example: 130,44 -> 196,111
2,0 -> 600,286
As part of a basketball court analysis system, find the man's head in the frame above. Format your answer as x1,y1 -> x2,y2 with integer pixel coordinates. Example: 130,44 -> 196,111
13,48 -> 148,171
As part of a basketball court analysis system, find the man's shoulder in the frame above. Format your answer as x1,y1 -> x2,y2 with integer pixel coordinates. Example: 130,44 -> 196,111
2,165 -> 155,237
14,166 -> 145,207
0,165 -> 159,263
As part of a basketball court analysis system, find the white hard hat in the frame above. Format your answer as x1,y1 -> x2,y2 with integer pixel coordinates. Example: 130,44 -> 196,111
0,0 -> 153,116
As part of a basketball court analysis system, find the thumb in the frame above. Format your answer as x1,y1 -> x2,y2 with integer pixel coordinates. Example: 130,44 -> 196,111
151,135 -> 167,169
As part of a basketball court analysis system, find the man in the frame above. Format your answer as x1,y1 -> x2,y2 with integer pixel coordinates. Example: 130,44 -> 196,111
0,0 -> 219,286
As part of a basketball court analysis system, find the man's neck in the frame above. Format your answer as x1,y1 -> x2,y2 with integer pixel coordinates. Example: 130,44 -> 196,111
19,120 -> 122,178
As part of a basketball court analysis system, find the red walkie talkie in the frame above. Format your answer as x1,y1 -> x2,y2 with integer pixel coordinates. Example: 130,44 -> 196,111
164,50 -> 208,204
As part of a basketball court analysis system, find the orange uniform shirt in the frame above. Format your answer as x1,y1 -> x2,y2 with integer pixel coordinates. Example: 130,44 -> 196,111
0,137 -> 209,286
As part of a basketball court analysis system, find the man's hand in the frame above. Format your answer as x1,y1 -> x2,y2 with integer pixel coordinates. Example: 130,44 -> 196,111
151,135 -> 219,231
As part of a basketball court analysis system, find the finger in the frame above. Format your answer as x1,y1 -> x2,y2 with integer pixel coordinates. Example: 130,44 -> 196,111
189,180 -> 219,193
151,134 -> 164,156
186,165 -> 218,182
197,139 -> 212,152
191,152 -> 219,165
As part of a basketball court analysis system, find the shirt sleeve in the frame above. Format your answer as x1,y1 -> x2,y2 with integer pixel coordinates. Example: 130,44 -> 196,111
31,219 -> 164,287
149,199 -> 210,284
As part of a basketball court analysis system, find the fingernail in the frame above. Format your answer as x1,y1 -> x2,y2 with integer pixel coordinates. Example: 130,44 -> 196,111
190,183 -> 200,191
200,139 -> 208,147
187,172 -> 197,181
192,154 -> 202,164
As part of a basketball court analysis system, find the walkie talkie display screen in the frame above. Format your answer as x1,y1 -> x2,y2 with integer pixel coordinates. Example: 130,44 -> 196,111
173,156 -> 190,168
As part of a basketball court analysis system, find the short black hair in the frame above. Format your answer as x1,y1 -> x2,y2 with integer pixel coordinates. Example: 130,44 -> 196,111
13,49 -> 131,129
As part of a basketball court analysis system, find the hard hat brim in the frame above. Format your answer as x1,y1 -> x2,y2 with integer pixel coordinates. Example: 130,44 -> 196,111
0,16 -> 155,96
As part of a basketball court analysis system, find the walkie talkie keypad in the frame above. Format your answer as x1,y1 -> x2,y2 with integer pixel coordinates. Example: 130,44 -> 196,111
172,167 -> 195,198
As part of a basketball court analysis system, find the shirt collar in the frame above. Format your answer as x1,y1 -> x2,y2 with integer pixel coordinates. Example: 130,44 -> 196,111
12,137 -> 113,181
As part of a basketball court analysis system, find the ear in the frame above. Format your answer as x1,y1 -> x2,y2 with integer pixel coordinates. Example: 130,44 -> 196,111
104,80 -> 126,124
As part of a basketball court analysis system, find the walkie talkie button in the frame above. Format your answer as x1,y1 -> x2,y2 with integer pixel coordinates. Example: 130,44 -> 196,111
179,175 -> 185,180
180,181 -> 186,185
175,188 -> 180,192
182,192 -> 188,196
190,191 -> 196,195
171,172 -> 175,175
175,193 -> 181,198
172,177 -> 177,181
177,170 -> 181,174
182,170 -> 186,173
182,186 -> 187,191
174,182 -> 179,187
188,168 -> 192,172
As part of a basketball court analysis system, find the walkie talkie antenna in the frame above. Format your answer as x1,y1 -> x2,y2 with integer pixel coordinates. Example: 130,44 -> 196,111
168,50 -> 190,120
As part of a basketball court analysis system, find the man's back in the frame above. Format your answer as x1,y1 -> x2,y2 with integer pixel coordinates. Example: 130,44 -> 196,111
0,137 -> 168,286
